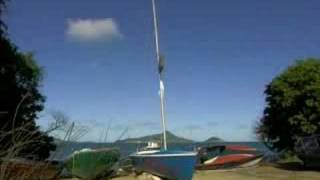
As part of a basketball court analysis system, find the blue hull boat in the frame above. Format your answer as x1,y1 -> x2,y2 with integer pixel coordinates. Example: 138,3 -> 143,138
130,1 -> 197,179
130,151 -> 197,180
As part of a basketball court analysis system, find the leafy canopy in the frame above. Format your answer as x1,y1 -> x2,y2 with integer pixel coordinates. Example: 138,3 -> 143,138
0,0 -> 55,160
257,58 -> 320,152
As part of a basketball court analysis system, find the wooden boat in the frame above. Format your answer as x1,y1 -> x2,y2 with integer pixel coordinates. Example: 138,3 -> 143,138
130,1 -> 197,180
0,158 -> 62,179
196,145 -> 263,170
295,135 -> 320,167
65,148 -> 120,179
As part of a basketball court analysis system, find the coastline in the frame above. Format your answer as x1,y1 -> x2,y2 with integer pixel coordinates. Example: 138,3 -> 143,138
112,164 -> 320,180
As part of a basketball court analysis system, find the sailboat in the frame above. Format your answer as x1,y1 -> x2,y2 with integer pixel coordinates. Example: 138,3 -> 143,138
129,1 -> 197,180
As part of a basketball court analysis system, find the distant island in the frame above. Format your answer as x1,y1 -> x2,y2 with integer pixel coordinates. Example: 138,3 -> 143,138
52,132 -> 225,159
203,136 -> 223,143
54,131 -> 223,145
115,131 -> 194,144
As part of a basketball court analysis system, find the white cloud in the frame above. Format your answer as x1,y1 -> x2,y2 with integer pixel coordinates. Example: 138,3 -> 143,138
66,18 -> 122,42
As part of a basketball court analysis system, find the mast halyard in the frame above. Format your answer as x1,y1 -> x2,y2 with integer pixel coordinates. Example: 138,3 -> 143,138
152,0 -> 167,150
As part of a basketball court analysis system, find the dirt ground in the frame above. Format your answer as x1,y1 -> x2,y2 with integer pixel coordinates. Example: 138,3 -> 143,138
112,164 -> 320,180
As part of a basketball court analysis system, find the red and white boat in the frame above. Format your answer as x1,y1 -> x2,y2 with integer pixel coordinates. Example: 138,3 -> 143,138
196,145 -> 264,170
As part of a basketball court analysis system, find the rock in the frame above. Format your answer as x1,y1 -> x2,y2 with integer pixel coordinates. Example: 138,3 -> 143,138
136,172 -> 162,180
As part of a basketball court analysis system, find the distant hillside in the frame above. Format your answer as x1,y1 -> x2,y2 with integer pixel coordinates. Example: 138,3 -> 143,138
52,134 -> 192,159
203,136 -> 223,143
115,131 -> 194,144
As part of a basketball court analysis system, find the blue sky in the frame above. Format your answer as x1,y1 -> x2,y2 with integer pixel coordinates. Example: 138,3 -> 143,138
5,0 -> 320,142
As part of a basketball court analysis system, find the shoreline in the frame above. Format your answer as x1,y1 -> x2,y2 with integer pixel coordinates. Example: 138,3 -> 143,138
112,164 -> 320,180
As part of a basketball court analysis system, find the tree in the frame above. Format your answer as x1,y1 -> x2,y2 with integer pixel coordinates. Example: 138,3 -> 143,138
0,0 -> 55,160
256,58 -> 320,152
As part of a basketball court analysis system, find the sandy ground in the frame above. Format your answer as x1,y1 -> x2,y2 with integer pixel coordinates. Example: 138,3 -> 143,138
112,165 -> 320,180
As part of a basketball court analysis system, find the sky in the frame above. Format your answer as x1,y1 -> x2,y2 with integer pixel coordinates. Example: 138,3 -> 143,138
4,0 -> 320,142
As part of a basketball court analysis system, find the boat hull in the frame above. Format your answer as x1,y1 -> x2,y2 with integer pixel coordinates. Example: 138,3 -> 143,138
0,159 -> 61,179
130,151 -> 197,180
65,148 -> 120,179
196,145 -> 264,170
196,154 -> 263,170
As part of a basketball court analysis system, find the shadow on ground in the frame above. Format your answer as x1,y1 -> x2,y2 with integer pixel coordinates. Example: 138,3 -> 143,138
276,162 -> 320,171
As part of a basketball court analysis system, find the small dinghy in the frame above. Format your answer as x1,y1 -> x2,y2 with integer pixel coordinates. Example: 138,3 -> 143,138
0,158 -> 62,179
65,148 -> 120,179
196,145 -> 263,170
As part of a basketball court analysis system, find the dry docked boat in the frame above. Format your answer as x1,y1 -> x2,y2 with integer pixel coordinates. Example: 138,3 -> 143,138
0,158 -> 62,179
129,0 -> 197,180
196,145 -> 264,170
65,148 -> 120,179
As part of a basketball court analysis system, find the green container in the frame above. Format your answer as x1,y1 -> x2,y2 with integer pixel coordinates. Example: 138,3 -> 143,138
66,148 -> 120,179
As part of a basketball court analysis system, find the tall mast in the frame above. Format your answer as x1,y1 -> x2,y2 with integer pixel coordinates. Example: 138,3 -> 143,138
152,0 -> 167,150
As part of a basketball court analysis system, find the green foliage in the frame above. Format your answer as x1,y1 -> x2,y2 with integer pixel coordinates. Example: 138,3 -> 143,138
0,0 -> 55,160
277,150 -> 302,163
256,58 -> 320,152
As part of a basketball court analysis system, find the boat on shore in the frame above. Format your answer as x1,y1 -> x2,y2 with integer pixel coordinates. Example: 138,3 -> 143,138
129,0 -> 197,179
0,158 -> 62,179
131,151 -> 197,180
196,145 -> 264,170
65,148 -> 120,179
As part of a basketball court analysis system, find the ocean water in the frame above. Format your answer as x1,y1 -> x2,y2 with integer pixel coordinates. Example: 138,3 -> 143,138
51,141 -> 270,160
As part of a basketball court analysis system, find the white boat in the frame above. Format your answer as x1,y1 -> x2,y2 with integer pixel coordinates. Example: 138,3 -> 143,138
137,141 -> 161,155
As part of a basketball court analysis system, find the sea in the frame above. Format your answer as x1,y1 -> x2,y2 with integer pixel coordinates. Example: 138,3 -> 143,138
51,141 -> 272,160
